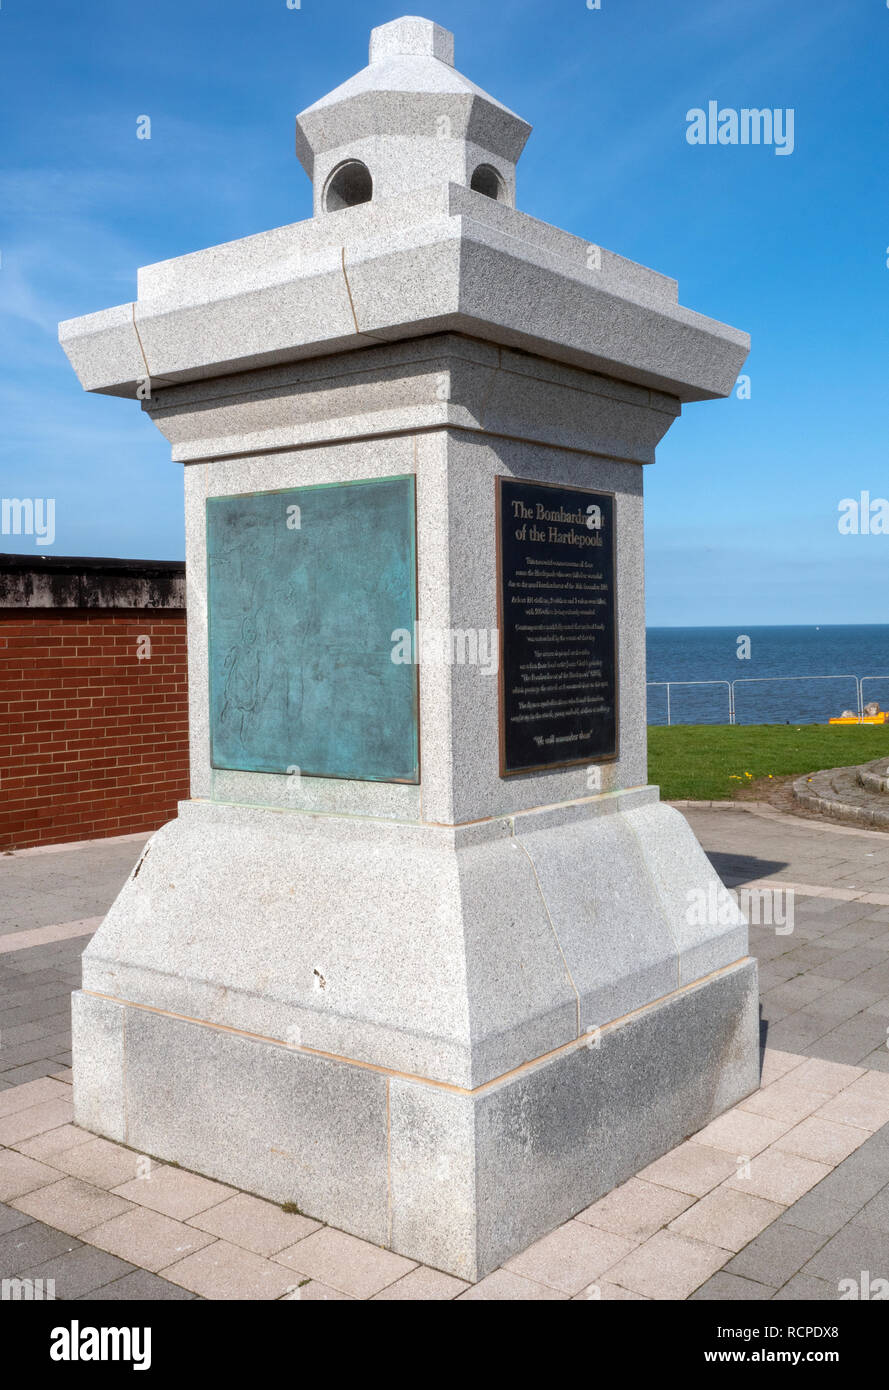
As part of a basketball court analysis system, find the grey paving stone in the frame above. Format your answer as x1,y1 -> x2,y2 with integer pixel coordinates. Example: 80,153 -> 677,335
810,982 -> 885,1010
757,962 -> 800,989
817,949 -> 888,980
758,995 -> 796,1025
0,1221 -> 81,1276
0,969 -> 63,989
84,1269 -> 198,1300
780,946 -> 844,971
858,1049 -> 889,1072
0,1033 -> 73,1070
691,1272 -> 776,1300
20,1245 -> 137,1300
0,1060 -> 71,1086
765,1014 -> 834,1048
0,1202 -> 34,1236
0,841 -> 144,935
2,1014 -> 72,1047
0,999 -> 75,1027
797,999 -> 875,1029
772,1273 -> 841,1300
821,1014 -> 889,1046
808,1154 -> 889,1210
805,1035 -> 886,1066
850,1125 -> 889,1156
851,1187 -> 889,1234
0,992 -> 73,1012
776,1187 -> 862,1236
822,926 -> 887,949
725,1222 -> 828,1287
801,1222 -> 889,1284
812,906 -> 885,931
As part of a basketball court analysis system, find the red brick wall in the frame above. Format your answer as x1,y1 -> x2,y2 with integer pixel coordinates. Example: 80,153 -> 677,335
0,608 -> 189,850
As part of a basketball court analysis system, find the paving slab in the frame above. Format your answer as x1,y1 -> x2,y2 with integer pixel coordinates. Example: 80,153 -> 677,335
573,1280 -> 649,1300
772,1272 -> 842,1300
724,1220 -> 829,1288
14,1123 -> 95,1162
20,1244 -> 137,1300
273,1227 -> 417,1299
13,1177 -> 133,1237
371,1266 -> 470,1300
690,1271 -> 777,1300
800,1222 -> 889,1287
86,1206 -> 217,1272
112,1166 -> 237,1220
0,1201 -> 34,1236
282,1279 -> 353,1301
0,1149 -> 63,1202
853,1187 -> 889,1233
457,1269 -> 569,1301
603,1230 -> 728,1301
0,1096 -> 75,1146
84,1269 -> 198,1300
668,1187 -> 784,1253
577,1177 -> 694,1241
162,1239 -> 299,1300
0,1220 -> 80,1276
53,1138 -> 158,1189
503,1220 -> 636,1295
637,1142 -> 740,1197
774,1115 -> 872,1165
724,1149 -> 831,1205
186,1192 -> 322,1256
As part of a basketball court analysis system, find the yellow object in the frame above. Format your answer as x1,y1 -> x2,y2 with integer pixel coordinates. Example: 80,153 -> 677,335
829,713 -> 889,725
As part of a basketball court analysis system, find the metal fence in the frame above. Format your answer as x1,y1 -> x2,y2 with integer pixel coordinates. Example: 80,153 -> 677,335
647,675 -> 889,726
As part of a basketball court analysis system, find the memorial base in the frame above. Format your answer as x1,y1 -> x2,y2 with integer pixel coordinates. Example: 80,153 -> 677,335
72,791 -> 759,1281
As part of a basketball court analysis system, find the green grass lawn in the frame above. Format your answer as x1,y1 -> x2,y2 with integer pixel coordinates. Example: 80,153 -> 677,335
648,723 -> 889,802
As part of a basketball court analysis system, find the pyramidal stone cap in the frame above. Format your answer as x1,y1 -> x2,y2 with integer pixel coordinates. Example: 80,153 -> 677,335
58,15 -> 749,406
296,16 -> 532,215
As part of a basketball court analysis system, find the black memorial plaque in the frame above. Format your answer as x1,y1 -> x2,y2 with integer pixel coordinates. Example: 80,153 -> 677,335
496,477 -> 618,776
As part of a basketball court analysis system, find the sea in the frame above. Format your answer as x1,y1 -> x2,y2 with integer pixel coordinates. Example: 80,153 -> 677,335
645,625 -> 889,726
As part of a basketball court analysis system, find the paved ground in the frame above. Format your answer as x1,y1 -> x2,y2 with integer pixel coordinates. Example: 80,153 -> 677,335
1,806 -> 888,1300
686,803 -> 889,1071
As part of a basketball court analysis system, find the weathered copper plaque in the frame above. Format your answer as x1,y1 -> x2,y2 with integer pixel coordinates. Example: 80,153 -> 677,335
207,475 -> 419,783
497,476 -> 618,776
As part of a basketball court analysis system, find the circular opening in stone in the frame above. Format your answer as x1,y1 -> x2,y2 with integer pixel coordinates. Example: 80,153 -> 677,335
323,160 -> 373,212
470,163 -> 506,201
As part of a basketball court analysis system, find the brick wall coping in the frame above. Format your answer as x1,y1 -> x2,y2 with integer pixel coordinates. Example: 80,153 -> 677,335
0,554 -> 185,610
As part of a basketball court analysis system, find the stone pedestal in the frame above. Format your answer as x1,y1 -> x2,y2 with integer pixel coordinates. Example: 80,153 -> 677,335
61,17 -> 757,1281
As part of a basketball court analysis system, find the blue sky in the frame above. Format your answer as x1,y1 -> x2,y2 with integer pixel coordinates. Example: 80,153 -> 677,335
1,0 -> 886,624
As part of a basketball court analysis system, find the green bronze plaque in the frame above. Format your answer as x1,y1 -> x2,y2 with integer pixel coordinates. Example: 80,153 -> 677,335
207,475 -> 419,783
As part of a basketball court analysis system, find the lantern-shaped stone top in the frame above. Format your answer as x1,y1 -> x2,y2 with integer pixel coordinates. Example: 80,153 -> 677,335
295,16 -> 532,216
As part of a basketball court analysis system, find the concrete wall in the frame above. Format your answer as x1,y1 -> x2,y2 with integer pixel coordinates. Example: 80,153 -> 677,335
0,555 -> 188,850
